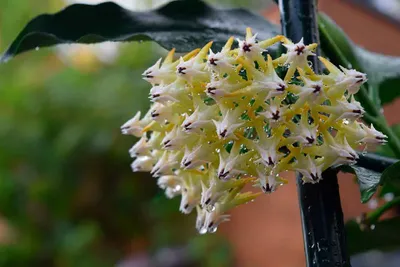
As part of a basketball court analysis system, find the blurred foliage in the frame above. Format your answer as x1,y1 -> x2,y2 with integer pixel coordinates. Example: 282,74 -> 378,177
0,1 -> 236,266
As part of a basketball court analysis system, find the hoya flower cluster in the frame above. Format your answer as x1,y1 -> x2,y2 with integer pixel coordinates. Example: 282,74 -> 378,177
121,28 -> 386,234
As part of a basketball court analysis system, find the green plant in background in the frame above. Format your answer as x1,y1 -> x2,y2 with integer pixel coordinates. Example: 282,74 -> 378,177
2,0 -> 400,266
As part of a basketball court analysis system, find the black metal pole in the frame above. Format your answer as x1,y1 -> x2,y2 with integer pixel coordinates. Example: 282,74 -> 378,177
278,0 -> 351,266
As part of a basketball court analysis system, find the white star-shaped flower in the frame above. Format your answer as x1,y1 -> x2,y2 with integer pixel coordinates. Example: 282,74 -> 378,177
179,176 -> 201,214
324,136 -> 359,167
254,133 -> 281,167
181,105 -> 217,134
258,103 -> 287,125
203,203 -> 231,233
335,96 -> 365,121
294,155 -> 324,184
257,168 -> 281,193
205,78 -> 244,100
283,38 -> 316,69
181,145 -> 215,170
161,126 -> 189,150
129,135 -> 150,157
206,49 -> 236,74
151,151 -> 180,177
217,152 -> 245,180
121,111 -> 143,137
131,156 -> 154,172
142,57 -> 176,85
237,33 -> 265,62
295,76 -> 326,107
212,110 -> 244,139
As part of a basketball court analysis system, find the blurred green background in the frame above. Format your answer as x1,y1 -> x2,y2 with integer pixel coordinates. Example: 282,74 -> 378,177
0,0 -> 275,266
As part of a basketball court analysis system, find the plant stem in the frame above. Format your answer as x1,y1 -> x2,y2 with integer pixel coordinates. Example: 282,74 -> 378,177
367,196 -> 400,224
356,153 -> 398,173
279,0 -> 351,266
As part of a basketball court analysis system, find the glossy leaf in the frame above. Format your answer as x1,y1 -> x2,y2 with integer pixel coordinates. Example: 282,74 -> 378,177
378,160 -> 400,197
339,165 -> 382,203
318,13 -> 400,106
357,50 -> 400,106
0,0 -> 279,62
380,160 -> 400,184
318,13 -> 362,71
346,217 -> 400,255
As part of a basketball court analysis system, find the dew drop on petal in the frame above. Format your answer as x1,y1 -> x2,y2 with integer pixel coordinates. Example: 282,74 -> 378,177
206,204 -> 216,212
173,185 -> 181,193
209,226 -> 218,233
199,227 -> 207,235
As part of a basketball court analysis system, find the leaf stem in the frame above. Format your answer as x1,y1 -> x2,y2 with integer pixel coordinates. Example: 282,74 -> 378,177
357,153 -> 398,173
367,196 -> 400,224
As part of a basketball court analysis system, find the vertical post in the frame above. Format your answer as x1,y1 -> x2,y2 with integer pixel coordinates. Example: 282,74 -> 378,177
278,0 -> 351,266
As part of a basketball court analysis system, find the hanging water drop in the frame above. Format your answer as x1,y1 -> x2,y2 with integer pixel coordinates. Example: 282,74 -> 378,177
173,185 -> 181,193
35,46 -> 40,51
206,204 -> 216,212
209,226 -> 218,233
199,227 -> 207,235
370,224 -> 376,230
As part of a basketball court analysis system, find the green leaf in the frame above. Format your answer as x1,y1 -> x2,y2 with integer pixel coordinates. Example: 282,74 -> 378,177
1,0 -> 279,62
379,160 -> 400,198
356,49 -> 400,106
339,165 -> 382,203
318,13 -> 362,71
318,13 -> 400,106
381,160 -> 400,184
346,217 -> 400,255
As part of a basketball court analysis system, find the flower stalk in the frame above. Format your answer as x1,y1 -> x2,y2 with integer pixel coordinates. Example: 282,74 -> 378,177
279,0 -> 351,266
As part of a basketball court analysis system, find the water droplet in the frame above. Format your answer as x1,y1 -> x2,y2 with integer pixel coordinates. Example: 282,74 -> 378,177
173,185 -> 181,193
35,46 -> 40,51
370,224 -> 376,230
361,148 -> 368,156
209,226 -> 218,233
199,227 -> 207,235
206,204 -> 216,212
384,192 -> 395,202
